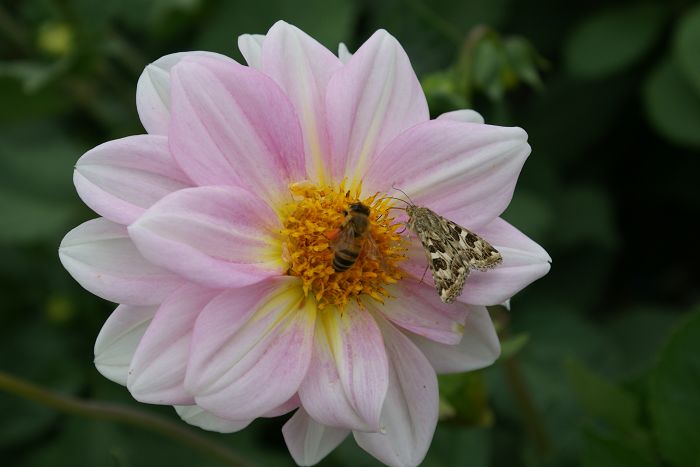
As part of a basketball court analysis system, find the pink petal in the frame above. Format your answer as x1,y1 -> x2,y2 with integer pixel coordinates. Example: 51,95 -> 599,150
59,218 -> 184,306
325,29 -> 429,183
354,316 -> 438,467
403,217 -> 550,306
169,55 -> 305,201
174,405 -> 252,433
408,305 -> 501,374
185,277 -> 315,420
128,186 -> 284,289
458,218 -> 550,305
299,305 -> 388,431
264,394 -> 301,418
127,284 -> 218,405
283,408 -> 349,466
237,34 -> 265,69
437,109 -> 485,124
136,51 -> 233,135
262,21 -> 342,184
366,119 -> 530,229
94,304 -> 157,385
74,135 -> 191,225
373,279 -> 468,345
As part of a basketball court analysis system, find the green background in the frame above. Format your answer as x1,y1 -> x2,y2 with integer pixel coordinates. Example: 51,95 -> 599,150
1,0 -> 700,466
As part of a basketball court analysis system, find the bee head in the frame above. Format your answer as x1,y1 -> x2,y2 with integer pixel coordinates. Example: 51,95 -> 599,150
348,202 -> 370,216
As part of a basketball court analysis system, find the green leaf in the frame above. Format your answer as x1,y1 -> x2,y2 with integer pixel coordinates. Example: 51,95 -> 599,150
499,333 -> 530,360
674,4 -> 700,96
644,58 -> 700,149
581,427 -> 658,467
564,3 -> 667,79
565,358 -> 638,429
606,307 -> 679,377
504,37 -> 545,90
649,308 -> 700,467
439,372 -> 493,427
472,38 -> 507,101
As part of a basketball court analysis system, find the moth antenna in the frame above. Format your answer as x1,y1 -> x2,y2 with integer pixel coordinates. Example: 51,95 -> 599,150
390,185 -> 415,205
382,196 -> 410,206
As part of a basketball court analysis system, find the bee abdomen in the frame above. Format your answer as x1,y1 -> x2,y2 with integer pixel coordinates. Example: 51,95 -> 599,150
333,249 -> 359,272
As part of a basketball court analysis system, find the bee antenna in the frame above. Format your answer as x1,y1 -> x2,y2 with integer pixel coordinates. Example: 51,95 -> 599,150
390,185 -> 415,205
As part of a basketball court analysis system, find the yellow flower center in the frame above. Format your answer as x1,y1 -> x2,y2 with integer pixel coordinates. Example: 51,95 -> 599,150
280,181 -> 405,310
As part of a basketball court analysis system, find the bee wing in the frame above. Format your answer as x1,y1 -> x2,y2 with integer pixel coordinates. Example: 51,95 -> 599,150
330,222 -> 356,249
362,232 -> 391,270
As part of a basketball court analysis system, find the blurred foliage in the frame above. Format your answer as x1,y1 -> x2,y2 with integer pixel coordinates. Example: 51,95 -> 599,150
1,0 -> 700,466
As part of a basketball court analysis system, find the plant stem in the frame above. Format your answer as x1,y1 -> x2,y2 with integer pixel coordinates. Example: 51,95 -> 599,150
0,371 -> 258,467
502,355 -> 552,457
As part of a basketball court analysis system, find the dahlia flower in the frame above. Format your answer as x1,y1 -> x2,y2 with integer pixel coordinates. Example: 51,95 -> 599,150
59,21 -> 550,466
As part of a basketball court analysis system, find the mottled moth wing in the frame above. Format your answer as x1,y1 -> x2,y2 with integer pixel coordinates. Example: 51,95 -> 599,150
408,206 -> 502,304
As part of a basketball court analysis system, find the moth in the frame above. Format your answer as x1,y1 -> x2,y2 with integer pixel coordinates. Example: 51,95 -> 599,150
390,190 -> 502,303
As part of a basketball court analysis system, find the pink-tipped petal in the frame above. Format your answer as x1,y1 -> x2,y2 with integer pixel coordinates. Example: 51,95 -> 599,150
408,306 -> 501,374
174,406 -> 252,433
437,109 -> 485,124
354,316 -> 438,467
238,34 -> 265,69
59,218 -> 184,306
457,218 -> 550,305
264,394 -> 301,418
94,304 -> 157,385
185,277 -> 315,420
128,186 -> 284,289
283,408 -> 350,466
299,305 -> 388,432
373,279 -> 468,345
169,55 -> 305,201
367,120 -> 530,229
74,135 -> 191,225
262,21 -> 342,184
127,284 -> 218,405
402,218 -> 550,306
136,51 -> 233,135
326,29 -> 429,183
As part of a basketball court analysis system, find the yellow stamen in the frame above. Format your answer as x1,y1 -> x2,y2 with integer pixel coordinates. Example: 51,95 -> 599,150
280,181 -> 405,311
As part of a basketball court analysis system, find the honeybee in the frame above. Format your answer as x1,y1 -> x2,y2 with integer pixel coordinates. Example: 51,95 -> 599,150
330,202 -> 379,272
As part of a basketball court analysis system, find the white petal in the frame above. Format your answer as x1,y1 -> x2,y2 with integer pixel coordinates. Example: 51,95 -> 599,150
338,42 -> 352,63
73,135 -> 190,225
174,405 -> 252,433
185,278 -> 316,420
261,21 -> 342,184
59,218 -> 184,305
283,408 -> 349,466
127,284 -> 217,405
354,317 -> 438,467
237,34 -> 265,69
437,109 -> 485,124
136,51 -> 233,135
409,306 -> 501,374
94,304 -> 157,385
